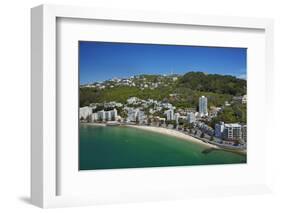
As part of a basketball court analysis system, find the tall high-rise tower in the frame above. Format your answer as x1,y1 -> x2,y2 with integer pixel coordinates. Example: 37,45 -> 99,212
199,96 -> 208,117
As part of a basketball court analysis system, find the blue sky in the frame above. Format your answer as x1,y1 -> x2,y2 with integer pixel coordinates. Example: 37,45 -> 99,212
79,41 -> 247,84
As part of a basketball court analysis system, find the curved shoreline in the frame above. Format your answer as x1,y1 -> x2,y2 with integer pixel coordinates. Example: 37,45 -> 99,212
81,122 -> 217,148
126,125 -> 219,149
80,123 -> 246,155
80,122 -> 106,127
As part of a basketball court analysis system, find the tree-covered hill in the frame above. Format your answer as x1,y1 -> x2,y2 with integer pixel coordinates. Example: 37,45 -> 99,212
80,72 -> 246,107
179,72 -> 246,96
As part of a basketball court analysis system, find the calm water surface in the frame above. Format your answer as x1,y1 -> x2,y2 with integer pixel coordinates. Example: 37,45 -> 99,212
79,125 -> 246,170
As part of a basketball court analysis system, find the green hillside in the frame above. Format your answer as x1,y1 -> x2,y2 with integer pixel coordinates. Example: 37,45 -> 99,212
79,72 -> 246,108
179,72 -> 246,96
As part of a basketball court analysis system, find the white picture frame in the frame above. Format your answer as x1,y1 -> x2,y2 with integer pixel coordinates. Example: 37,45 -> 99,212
31,4 -> 274,208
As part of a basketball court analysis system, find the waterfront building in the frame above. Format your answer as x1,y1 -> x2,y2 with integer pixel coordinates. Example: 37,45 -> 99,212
187,112 -> 196,123
105,111 -> 112,121
222,123 -> 242,141
242,125 -> 247,142
91,113 -> 98,122
174,113 -> 180,124
103,109 -> 118,121
126,108 -> 145,123
199,96 -> 208,117
137,110 -> 146,123
197,121 -> 214,135
93,109 -> 118,122
127,108 -> 137,122
165,109 -> 174,121
97,110 -> 106,121
80,106 -> 92,120
215,122 -> 225,138
110,109 -> 118,121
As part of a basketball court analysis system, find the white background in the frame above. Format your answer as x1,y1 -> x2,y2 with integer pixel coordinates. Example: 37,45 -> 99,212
0,0 -> 280,212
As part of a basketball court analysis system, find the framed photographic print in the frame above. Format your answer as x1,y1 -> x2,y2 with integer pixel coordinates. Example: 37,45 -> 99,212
31,4 -> 274,208
78,41 -> 247,170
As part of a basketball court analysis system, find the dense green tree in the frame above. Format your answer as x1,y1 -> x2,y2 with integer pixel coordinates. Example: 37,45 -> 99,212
179,72 -> 246,96
208,103 -> 246,128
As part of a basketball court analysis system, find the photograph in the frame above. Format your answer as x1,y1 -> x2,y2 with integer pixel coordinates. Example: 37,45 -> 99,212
79,41 -> 247,170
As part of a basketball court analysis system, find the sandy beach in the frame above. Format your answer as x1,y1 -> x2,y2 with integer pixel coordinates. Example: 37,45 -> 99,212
127,125 -> 218,149
80,122 -> 106,127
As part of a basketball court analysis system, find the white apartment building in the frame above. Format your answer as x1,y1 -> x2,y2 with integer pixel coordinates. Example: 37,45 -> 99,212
199,96 -> 208,117
127,108 -> 145,123
187,112 -> 196,123
105,111 -> 112,121
165,109 -> 174,121
110,109 -> 118,121
80,106 -> 92,120
215,122 -> 245,141
92,109 -> 118,122
138,110 -> 146,123
127,108 -> 137,122
91,113 -> 98,122
174,112 -> 180,124
97,110 -> 105,121
222,123 -> 242,141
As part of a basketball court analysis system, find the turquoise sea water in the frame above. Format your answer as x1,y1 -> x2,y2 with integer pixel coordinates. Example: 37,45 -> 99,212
79,125 -> 246,170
